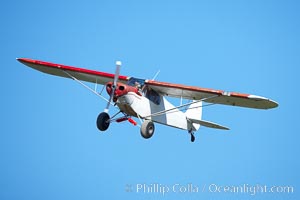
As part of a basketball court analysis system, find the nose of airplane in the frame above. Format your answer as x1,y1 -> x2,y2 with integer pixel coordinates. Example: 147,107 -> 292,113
106,82 -> 129,102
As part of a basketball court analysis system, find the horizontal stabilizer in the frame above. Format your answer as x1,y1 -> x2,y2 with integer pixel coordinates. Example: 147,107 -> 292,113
188,118 -> 229,130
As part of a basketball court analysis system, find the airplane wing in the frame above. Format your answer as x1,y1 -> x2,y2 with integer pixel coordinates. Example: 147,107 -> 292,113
17,58 -> 129,85
18,58 -> 278,109
145,80 -> 278,109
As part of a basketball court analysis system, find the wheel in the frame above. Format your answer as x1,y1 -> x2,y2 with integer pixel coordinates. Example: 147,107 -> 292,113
140,120 -> 155,139
191,133 -> 195,142
96,112 -> 110,131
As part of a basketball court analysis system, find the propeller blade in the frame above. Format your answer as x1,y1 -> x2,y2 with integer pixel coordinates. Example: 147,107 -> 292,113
113,61 -> 121,86
104,61 -> 122,113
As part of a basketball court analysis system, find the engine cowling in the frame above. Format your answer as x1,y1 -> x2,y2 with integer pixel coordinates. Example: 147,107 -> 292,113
106,82 -> 141,102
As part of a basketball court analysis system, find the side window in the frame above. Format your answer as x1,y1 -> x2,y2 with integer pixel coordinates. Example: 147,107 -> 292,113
146,89 -> 161,105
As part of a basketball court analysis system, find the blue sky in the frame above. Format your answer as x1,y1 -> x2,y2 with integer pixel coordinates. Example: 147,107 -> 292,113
1,0 -> 299,199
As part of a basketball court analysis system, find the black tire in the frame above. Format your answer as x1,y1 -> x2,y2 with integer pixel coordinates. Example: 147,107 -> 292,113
96,112 -> 110,131
140,120 -> 155,139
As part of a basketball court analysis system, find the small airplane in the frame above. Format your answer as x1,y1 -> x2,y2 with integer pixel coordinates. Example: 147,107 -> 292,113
18,58 -> 278,142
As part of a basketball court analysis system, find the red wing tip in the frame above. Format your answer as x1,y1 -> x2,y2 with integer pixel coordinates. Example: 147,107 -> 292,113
16,58 -> 25,63
16,58 -> 34,63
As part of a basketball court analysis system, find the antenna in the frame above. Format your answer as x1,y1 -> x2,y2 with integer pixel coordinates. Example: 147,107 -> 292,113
152,70 -> 161,81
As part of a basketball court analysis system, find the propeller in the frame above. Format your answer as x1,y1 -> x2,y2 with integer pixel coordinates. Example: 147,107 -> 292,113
104,61 -> 122,113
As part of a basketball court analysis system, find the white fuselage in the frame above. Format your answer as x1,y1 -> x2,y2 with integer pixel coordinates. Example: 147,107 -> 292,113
117,92 -> 190,130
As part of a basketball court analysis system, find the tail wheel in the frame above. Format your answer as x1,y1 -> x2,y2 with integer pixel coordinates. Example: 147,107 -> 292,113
140,120 -> 155,139
97,112 -> 110,131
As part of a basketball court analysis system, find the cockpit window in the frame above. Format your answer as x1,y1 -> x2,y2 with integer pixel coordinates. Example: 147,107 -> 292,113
127,77 -> 160,105
127,77 -> 145,88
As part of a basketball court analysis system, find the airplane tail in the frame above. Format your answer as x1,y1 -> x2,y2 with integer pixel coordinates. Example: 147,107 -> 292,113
185,100 -> 202,120
185,100 -> 203,131
185,100 -> 229,131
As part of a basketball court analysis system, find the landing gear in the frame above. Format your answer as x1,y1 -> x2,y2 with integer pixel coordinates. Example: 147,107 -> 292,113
97,112 -> 110,131
189,130 -> 195,142
140,120 -> 155,139
191,133 -> 195,142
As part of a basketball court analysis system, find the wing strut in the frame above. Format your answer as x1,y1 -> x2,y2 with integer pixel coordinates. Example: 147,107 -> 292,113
144,95 -> 219,118
59,67 -> 115,106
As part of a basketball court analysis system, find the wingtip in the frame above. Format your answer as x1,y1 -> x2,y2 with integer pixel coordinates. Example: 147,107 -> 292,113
248,95 -> 279,109
16,58 -> 25,64
16,58 -> 25,63
270,99 -> 279,109
16,58 -> 35,64
263,99 -> 278,109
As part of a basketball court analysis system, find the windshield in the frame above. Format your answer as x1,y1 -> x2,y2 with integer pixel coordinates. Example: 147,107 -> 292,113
127,77 -> 145,88
127,77 -> 160,105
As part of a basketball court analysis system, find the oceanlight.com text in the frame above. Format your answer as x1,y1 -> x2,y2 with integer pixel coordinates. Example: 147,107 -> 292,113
125,183 -> 294,196
207,183 -> 294,196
